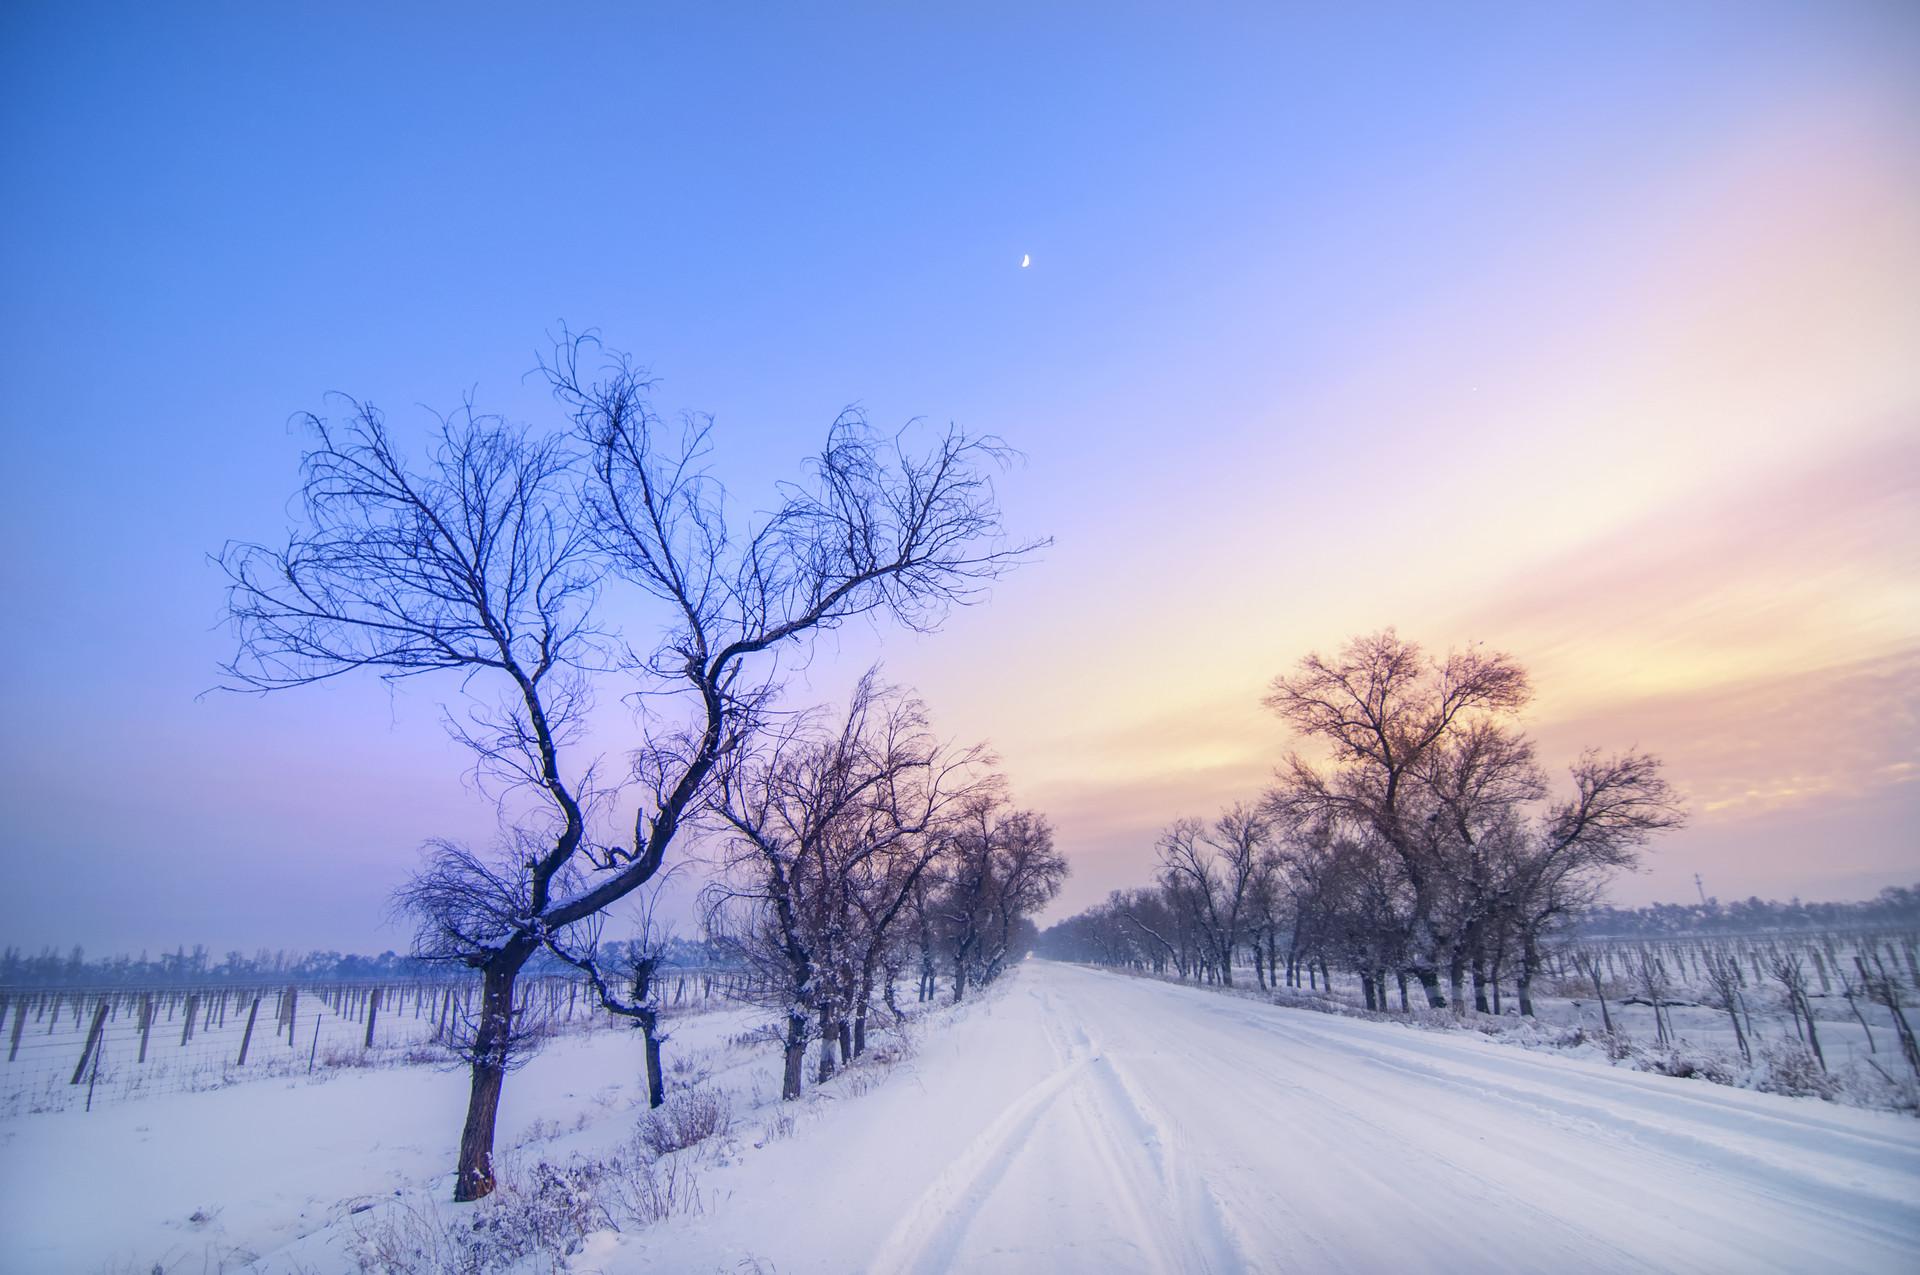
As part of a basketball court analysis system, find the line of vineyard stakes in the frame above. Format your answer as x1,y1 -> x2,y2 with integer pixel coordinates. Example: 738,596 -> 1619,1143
0,968 -> 756,1091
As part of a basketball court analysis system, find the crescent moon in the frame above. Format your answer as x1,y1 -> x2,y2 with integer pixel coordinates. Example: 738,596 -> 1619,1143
1020,254 -> 1031,268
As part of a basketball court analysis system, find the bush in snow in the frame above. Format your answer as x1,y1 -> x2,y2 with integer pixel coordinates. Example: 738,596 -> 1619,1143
354,1150 -> 704,1274
1633,1044 -> 1738,1085
1754,1040 -> 1844,1101
637,1087 -> 733,1158
603,1151 -> 705,1227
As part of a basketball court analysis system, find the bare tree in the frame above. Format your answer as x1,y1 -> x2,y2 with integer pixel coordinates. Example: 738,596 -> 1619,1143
1504,751 -> 1684,1015
703,673 -> 995,1098
1156,804 -> 1271,987
936,800 -> 1066,1000
221,340 -> 1042,1199
545,885 -> 677,1109
1265,631 -> 1531,1007
1767,949 -> 1826,1071
1702,947 -> 1751,1062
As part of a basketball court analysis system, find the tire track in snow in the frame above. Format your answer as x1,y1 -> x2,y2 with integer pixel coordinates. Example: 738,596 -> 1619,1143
870,980 -> 1247,1274
1082,1044 -> 1251,1273
867,982 -> 1100,1274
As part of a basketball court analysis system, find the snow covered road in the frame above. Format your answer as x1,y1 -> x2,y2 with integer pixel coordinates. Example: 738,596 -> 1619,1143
647,959 -> 1920,1273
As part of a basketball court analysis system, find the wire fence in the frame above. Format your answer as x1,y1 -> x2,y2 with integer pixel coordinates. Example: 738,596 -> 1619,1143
0,969 -> 752,1117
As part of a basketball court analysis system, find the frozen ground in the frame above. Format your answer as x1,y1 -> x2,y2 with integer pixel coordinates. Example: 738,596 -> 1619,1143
5,961 -> 1918,1273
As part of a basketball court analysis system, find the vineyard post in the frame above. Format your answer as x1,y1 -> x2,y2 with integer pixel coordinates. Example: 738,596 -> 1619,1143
236,996 -> 262,1066
69,999 -> 109,1085
137,996 -> 154,1064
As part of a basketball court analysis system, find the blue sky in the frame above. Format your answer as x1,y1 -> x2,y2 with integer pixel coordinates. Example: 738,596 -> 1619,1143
3,3 -> 1916,953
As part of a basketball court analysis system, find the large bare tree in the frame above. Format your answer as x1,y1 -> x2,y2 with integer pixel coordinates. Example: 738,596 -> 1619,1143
1263,630 -> 1532,1007
221,340 -> 1041,1199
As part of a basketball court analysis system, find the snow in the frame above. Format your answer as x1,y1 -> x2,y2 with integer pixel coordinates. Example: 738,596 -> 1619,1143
0,1005 -> 762,1272
5,961 -> 1917,1273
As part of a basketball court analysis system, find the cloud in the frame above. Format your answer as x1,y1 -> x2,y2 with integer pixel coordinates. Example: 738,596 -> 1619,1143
1445,427 -> 1919,710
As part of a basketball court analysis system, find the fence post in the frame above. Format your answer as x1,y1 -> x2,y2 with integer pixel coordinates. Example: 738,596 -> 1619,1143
70,999 -> 109,1085
286,988 -> 298,1046
137,996 -> 154,1064
308,1013 -> 321,1074
363,987 -> 381,1049
236,995 -> 262,1066
180,993 -> 199,1046
8,1001 -> 26,1061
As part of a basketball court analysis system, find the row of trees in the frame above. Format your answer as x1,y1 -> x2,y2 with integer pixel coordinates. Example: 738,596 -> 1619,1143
219,334 -> 1043,1198
703,673 -> 1065,1099
1575,887 -> 1920,938
1041,631 -> 1686,1016
0,945 -> 444,987
0,939 -> 736,989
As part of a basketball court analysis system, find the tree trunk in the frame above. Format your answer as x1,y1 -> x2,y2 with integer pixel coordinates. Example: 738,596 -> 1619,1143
852,962 -> 876,1059
640,1010 -> 665,1109
1415,967 -> 1446,1009
1724,995 -> 1751,1062
1517,935 -> 1538,1017
1800,992 -> 1826,1072
817,1022 -> 838,1084
781,1011 -> 807,1101
815,991 -> 840,1084
454,956 -> 524,1202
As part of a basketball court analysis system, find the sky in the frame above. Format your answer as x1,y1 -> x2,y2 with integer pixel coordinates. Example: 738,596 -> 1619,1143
1,2 -> 1915,955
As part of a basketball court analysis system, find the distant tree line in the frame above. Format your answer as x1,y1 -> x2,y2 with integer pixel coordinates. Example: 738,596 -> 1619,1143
0,936 -> 737,989
1573,886 -> 1920,938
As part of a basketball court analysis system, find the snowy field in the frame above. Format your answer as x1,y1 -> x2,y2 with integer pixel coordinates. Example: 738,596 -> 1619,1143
1199,951 -> 1919,1112
4,961 -> 1917,1273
